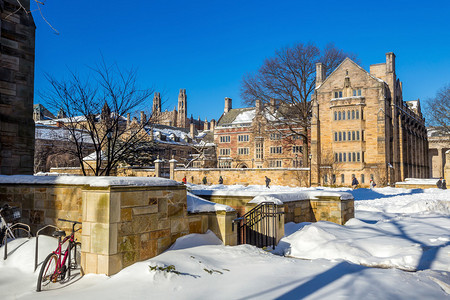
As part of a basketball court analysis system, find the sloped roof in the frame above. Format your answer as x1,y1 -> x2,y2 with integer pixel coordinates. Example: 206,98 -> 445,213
217,107 -> 255,126
316,57 -> 385,91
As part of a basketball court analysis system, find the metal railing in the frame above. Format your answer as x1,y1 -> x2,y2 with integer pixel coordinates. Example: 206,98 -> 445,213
233,202 -> 283,249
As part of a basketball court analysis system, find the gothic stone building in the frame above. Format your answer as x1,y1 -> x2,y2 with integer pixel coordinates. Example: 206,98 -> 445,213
0,0 -> 35,175
311,53 -> 429,186
215,98 -> 305,169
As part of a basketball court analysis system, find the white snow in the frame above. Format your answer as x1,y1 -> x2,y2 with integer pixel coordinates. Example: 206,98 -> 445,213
186,192 -> 234,213
1,184 -> 449,299
232,109 -> 255,124
0,175 -> 180,187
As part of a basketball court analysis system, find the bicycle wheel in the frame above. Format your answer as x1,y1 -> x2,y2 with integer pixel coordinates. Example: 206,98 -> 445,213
37,253 -> 59,292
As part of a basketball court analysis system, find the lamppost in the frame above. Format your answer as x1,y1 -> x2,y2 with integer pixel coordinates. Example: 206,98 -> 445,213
387,163 -> 393,186
309,154 -> 313,187
106,129 -> 112,175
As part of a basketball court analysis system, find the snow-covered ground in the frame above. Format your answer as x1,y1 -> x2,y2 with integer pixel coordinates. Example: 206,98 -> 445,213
1,185 -> 449,299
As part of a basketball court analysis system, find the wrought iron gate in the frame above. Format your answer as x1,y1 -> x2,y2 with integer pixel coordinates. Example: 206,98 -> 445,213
233,202 -> 283,248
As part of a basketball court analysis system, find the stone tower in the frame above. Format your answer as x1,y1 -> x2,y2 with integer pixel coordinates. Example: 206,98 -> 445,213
152,92 -> 161,114
0,0 -> 36,174
177,89 -> 187,128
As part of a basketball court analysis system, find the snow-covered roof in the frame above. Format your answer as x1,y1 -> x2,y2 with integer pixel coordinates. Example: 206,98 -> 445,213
36,124 -> 93,143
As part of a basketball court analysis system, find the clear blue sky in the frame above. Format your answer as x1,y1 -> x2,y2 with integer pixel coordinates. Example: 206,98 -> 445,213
33,0 -> 450,122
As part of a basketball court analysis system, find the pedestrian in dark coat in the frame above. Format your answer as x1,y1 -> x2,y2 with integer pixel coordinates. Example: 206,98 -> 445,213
443,179 -> 447,190
202,176 -> 207,184
436,178 -> 443,189
218,176 -> 223,184
351,176 -> 359,190
265,176 -> 271,188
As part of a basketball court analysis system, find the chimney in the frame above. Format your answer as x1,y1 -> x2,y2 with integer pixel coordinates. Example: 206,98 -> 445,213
140,111 -> 146,125
190,122 -> 195,139
127,113 -> 131,128
269,98 -> 276,114
386,52 -> 395,74
255,99 -> 263,114
315,62 -> 326,87
204,118 -> 209,130
56,121 -> 64,128
224,97 -> 232,113
210,119 -> 216,132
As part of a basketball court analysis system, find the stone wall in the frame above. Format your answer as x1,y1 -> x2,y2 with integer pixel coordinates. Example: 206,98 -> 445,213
0,178 -> 237,275
0,0 -> 36,175
174,168 -> 310,186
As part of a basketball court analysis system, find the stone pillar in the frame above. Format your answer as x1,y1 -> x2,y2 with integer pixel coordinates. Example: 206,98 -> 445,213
154,157 -> 162,177
444,150 -> 450,181
169,157 -> 177,180
81,188 -> 121,275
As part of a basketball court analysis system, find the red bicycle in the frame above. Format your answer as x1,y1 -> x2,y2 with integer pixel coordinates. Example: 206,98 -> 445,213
36,218 -> 81,292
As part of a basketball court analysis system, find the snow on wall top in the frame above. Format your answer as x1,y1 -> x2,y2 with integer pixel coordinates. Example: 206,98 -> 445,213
187,192 -> 234,213
0,175 -> 181,187
232,109 -> 256,124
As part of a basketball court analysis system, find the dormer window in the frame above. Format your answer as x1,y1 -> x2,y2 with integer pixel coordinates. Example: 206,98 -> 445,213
353,89 -> 362,96
334,91 -> 343,98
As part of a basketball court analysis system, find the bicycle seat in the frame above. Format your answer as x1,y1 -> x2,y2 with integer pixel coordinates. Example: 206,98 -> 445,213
53,230 -> 66,237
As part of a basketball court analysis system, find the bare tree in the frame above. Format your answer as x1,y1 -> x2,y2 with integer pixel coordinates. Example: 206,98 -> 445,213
41,61 -> 155,176
241,42 -> 358,166
319,150 -> 344,187
425,84 -> 450,134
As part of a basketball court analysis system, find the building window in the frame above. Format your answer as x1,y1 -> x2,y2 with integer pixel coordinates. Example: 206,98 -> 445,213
219,160 -> 231,168
293,160 -> 302,167
219,148 -> 230,156
362,130 -> 364,141
347,111 -> 351,119
341,174 -> 345,183
343,132 -> 346,141
357,152 -> 361,162
334,132 -> 338,141
238,147 -> 249,155
370,174 -> 374,180
335,153 -> 338,162
348,131 -> 351,140
352,110 -> 355,119
324,175 -> 328,184
361,174 -> 365,183
269,160 -> 282,168
220,136 -> 230,143
292,146 -> 303,153
339,153 -> 342,162
353,89 -> 361,96
342,111 -> 346,120
270,133 -> 281,140
352,131 -> 355,140
338,111 -> 341,120
356,110 -> 359,119
334,112 -> 337,121
270,146 -> 282,154
362,151 -> 365,162
343,153 -> 346,162
348,152 -> 352,162
334,91 -> 343,98
353,152 -> 356,162
339,132 -> 342,141
238,135 -> 249,142
356,131 -> 360,140
256,142 -> 263,159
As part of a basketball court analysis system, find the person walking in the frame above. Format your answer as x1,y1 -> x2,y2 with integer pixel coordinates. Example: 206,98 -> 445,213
351,175 -> 359,190
218,176 -> 223,184
265,176 -> 271,189
436,177 -> 443,189
442,179 -> 447,190
369,179 -> 376,189
182,176 -> 187,184
202,176 -> 207,185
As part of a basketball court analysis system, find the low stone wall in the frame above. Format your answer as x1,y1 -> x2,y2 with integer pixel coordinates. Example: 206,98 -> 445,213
174,168 -> 310,186
395,178 -> 442,189
193,191 -> 354,226
0,176 -> 237,276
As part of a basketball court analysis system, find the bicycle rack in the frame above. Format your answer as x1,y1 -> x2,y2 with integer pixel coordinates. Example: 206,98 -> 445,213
3,223 -> 32,260
35,225 -> 61,271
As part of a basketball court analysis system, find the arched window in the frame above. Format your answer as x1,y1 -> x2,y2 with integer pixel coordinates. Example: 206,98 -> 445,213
348,152 -> 352,162
352,131 -> 355,140
348,131 -> 351,140
353,152 -> 356,161
339,132 -> 342,141
339,153 -> 342,162
338,111 -> 341,120
334,111 -> 337,120
343,153 -> 346,162
343,111 -> 346,120
348,111 -> 351,119
352,110 -> 355,119
343,132 -> 346,141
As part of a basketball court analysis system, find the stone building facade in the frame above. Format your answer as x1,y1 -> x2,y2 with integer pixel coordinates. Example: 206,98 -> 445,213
311,53 -> 429,186
0,0 -> 35,175
427,127 -> 450,178
214,98 -> 305,169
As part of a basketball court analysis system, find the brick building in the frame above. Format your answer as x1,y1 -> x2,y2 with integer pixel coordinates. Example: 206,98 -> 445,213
0,0 -> 35,175
214,98 -> 305,169
311,53 -> 429,186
